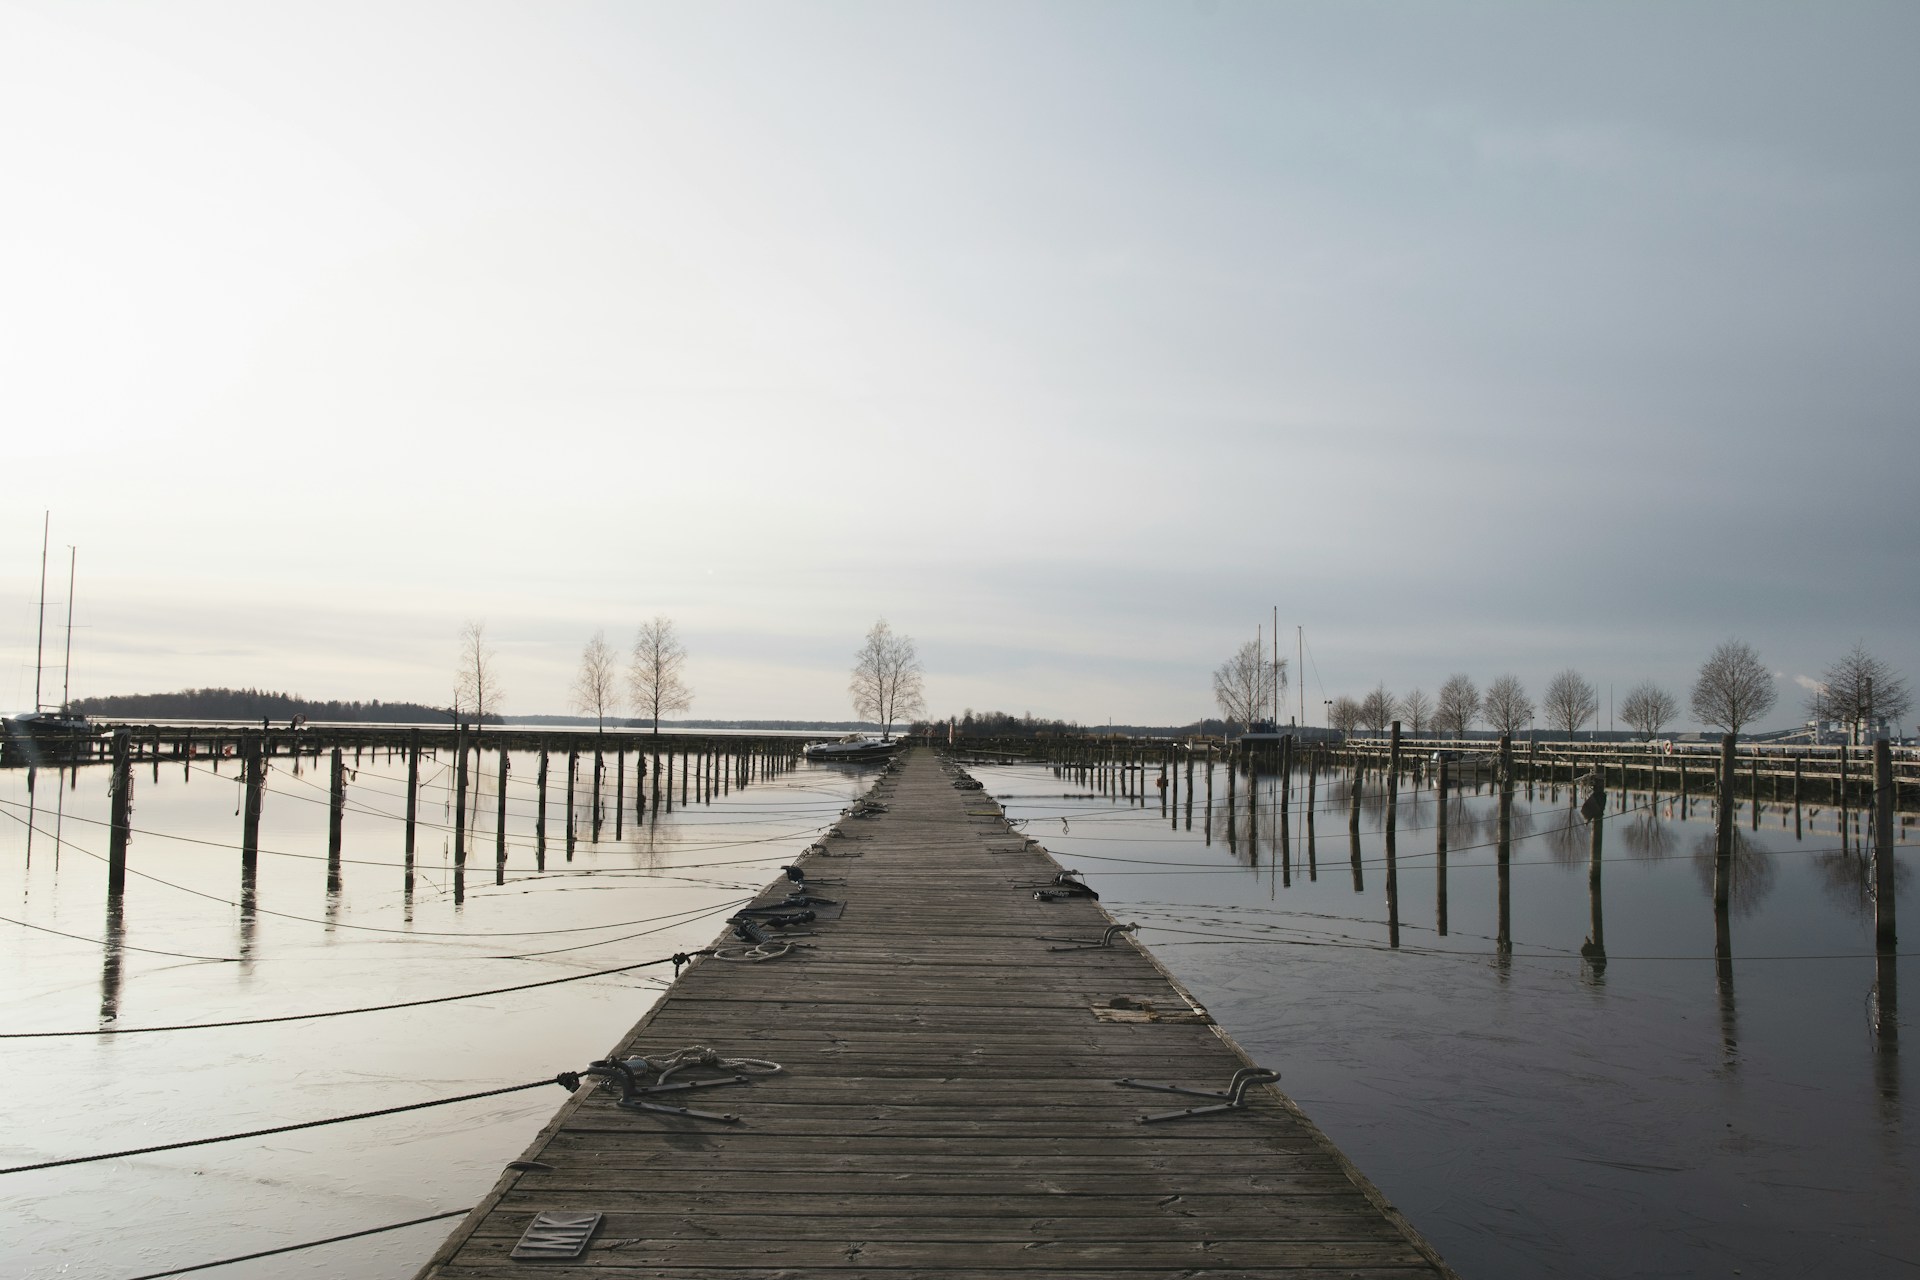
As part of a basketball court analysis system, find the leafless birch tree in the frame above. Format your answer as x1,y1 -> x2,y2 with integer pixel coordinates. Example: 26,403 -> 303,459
1359,684 -> 1399,735
453,620 -> 502,725
1543,669 -> 1598,736
1328,696 -> 1363,736
1435,674 -> 1479,740
1212,639 -> 1278,732
571,630 -> 621,731
1807,642 -> 1911,742
629,616 -> 692,733
1401,687 -> 1433,736
1620,681 -> 1678,739
849,619 -> 924,739
1482,674 -> 1532,735
1690,639 -> 1776,736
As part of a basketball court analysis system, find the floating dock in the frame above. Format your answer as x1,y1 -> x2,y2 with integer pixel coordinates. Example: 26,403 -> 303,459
416,748 -> 1457,1279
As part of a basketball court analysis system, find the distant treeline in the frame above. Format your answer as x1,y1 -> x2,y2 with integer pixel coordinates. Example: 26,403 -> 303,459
71,688 -> 497,724
920,712 -> 1305,739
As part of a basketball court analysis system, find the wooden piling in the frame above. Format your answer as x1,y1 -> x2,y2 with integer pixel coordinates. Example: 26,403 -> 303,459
566,747 -> 579,861
454,725 -> 468,869
404,728 -> 420,868
536,747 -> 549,872
1496,733 -> 1513,956
328,745 -> 345,895
496,747 -> 509,885
107,728 -> 131,900
1384,722 -> 1401,949
1435,754 -> 1449,937
1875,739 -> 1898,954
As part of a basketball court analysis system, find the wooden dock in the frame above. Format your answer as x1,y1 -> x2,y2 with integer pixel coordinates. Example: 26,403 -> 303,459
416,748 -> 1458,1279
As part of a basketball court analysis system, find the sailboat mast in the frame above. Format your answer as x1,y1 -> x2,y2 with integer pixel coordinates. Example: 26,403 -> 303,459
61,547 -> 76,713
34,510 -> 49,713
1271,605 -> 1279,729
1297,625 -> 1304,727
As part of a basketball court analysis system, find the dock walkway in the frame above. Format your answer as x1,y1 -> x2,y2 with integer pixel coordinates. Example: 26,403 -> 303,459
418,748 -> 1456,1279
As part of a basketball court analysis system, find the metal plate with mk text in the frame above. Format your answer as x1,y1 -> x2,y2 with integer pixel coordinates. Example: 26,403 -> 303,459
510,1210 -> 602,1260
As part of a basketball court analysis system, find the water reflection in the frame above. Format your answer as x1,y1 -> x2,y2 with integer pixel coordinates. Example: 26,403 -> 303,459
99,894 -> 125,1025
1690,827 -> 1778,918
1618,811 -> 1678,861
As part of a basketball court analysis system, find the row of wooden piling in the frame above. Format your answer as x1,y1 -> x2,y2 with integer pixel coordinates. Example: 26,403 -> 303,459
954,726 -> 1902,964
97,726 -> 807,914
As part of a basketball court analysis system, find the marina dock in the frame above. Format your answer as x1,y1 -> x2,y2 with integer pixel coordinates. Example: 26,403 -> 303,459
415,747 -> 1458,1279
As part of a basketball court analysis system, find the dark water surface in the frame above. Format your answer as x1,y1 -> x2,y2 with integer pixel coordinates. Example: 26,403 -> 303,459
976,760 -> 1917,1280
1,745 -> 868,1278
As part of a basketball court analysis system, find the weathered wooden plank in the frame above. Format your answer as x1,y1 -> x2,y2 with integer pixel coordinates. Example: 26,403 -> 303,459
447,1237 -> 1432,1270
468,1211 -> 1404,1243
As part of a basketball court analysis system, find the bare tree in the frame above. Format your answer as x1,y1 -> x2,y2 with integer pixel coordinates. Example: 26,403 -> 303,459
1401,687 -> 1433,737
1542,668 -> 1598,737
453,620 -> 502,724
571,630 -> 621,732
1212,638 -> 1277,732
1807,642 -> 1912,743
1328,695 -> 1364,736
1620,681 -> 1678,739
1359,684 -> 1399,735
629,616 -> 693,733
849,619 -> 924,739
1435,674 -> 1480,740
1690,639 -> 1777,736
1482,674 -> 1532,735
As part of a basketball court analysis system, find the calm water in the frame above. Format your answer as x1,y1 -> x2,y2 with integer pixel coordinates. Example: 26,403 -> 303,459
975,759 -> 1917,1280
0,742 -> 871,1279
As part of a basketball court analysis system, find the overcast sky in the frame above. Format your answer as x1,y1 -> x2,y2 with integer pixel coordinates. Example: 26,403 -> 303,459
2,1 -> 1914,730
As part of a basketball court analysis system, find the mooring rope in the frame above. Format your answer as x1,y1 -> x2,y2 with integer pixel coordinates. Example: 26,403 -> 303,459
0,1078 -> 570,1176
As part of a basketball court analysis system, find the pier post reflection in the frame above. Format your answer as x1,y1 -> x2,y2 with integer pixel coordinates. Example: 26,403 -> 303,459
1582,793 -> 1607,983
1713,733 -> 1739,1064
99,895 -> 125,1025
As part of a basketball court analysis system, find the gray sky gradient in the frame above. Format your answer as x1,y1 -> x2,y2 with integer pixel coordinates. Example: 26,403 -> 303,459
3,1 -> 1915,730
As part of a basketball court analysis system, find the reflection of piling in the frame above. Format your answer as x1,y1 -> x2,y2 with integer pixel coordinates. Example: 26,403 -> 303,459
1348,756 -> 1361,835
1184,750 -> 1194,830
1435,755 -> 1449,936
615,746 -> 625,839
496,747 -> 509,885
1496,733 -> 1513,955
1384,722 -> 1401,949
1876,740 -> 1899,954
1348,824 -> 1363,893
1583,794 -> 1606,977
99,896 -> 125,1025
1305,755 -> 1318,880
107,728 -> 131,900
1713,734 -> 1736,918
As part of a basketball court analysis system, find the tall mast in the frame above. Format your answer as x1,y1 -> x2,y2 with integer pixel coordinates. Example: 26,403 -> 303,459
34,510 -> 49,712
1297,625 -> 1304,727
1271,605 -> 1279,729
61,546 -> 76,713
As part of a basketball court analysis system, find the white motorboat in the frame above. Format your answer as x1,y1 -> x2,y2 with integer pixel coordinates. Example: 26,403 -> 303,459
803,735 -> 902,762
